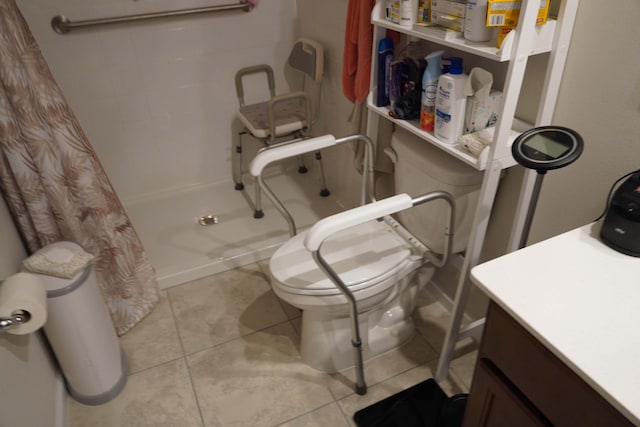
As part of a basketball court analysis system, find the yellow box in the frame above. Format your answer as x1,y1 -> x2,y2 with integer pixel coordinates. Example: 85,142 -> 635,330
496,25 -> 515,48
486,0 -> 549,27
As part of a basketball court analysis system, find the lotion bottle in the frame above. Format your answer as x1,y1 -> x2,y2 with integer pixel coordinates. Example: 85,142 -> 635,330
420,50 -> 444,132
435,57 -> 470,143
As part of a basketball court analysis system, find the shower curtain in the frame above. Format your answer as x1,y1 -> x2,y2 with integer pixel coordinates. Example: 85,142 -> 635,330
0,0 -> 159,335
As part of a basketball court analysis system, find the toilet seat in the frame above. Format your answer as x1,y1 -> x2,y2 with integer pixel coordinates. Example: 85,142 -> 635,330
270,219 -> 421,297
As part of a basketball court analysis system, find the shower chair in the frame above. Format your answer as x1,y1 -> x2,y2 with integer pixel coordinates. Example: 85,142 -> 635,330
249,134 -> 454,394
234,38 -> 329,219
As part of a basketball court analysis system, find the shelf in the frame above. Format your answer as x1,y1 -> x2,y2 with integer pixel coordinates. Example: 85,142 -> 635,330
367,92 -> 516,170
367,94 -> 519,171
372,3 -> 556,62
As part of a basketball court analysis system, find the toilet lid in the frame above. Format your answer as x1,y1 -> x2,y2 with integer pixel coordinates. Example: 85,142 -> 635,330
270,219 -> 414,296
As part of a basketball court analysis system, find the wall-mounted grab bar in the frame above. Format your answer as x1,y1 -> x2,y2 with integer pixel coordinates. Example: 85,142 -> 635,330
51,2 -> 253,35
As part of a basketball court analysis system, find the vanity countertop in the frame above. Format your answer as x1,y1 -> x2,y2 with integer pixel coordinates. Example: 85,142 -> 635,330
471,222 -> 640,425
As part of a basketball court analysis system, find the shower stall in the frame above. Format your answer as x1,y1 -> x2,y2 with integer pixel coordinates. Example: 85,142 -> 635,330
17,0 -> 357,288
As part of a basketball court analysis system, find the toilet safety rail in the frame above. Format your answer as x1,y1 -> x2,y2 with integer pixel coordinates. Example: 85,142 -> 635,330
51,1 -> 253,34
249,134 -> 376,237
250,133 -> 455,395
306,191 -> 455,395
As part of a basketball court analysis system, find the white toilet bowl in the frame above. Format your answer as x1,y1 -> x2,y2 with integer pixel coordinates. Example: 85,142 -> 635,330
270,218 -> 435,372
264,128 -> 483,375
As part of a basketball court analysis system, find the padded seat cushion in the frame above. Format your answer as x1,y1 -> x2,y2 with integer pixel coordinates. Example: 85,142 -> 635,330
239,100 -> 307,139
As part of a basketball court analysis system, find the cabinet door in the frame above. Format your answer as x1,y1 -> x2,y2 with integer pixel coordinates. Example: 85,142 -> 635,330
463,359 -> 551,427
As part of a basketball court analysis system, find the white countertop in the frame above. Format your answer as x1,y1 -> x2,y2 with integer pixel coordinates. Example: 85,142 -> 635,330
471,222 -> 640,425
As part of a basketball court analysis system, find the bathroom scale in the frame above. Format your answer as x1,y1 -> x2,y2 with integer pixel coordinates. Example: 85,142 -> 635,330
353,378 -> 467,427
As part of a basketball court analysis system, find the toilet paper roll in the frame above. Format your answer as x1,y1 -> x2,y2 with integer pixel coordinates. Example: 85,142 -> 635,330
0,272 -> 47,335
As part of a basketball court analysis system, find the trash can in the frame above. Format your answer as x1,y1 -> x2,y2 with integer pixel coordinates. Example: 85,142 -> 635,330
23,241 -> 127,405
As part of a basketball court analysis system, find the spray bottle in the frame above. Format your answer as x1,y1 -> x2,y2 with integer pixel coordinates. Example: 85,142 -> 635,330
435,57 -> 471,143
420,50 -> 445,132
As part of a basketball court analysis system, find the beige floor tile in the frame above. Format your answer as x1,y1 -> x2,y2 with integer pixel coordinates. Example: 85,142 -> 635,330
276,403 -> 350,427
328,332 -> 438,400
449,349 -> 478,390
290,316 -> 302,336
187,322 -> 334,427
68,359 -> 202,427
257,259 -> 270,276
413,300 -> 478,389
119,291 -> 183,373
169,264 -> 288,354
413,300 -> 476,351
337,360 -> 468,427
413,300 -> 452,349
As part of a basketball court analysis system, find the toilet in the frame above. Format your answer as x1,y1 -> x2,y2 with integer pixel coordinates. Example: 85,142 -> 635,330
269,128 -> 483,372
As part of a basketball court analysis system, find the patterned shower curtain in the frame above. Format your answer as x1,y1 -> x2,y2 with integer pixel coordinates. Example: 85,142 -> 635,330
0,0 -> 159,335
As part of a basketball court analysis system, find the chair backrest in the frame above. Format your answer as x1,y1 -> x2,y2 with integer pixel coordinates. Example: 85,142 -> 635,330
288,39 -> 324,83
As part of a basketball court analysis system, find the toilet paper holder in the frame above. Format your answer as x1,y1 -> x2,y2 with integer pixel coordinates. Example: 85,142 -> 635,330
0,309 -> 31,333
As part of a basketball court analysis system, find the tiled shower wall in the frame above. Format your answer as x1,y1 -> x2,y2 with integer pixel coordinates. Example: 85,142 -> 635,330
16,0 -> 299,203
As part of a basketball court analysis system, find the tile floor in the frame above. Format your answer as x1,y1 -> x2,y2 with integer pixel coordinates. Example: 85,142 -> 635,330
68,262 -> 478,427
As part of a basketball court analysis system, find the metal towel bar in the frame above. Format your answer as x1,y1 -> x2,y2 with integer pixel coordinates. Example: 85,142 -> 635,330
51,2 -> 253,34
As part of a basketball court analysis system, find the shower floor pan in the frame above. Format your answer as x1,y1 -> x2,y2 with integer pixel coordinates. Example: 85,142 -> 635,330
124,168 -> 343,289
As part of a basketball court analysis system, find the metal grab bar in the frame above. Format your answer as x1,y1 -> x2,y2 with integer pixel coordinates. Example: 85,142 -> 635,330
51,2 -> 253,34
309,191 -> 456,395
249,134 -> 376,237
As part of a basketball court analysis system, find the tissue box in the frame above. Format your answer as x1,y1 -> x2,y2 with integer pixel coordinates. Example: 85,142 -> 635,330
464,90 -> 502,134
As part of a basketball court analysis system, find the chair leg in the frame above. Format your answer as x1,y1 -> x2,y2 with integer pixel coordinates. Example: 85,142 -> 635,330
253,178 -> 264,218
234,131 -> 245,190
315,151 -> 330,197
297,155 -> 308,174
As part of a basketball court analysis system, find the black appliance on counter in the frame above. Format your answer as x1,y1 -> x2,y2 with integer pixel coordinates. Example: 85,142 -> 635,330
600,172 -> 640,257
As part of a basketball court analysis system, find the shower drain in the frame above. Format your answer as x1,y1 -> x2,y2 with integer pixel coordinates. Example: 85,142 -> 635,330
198,215 -> 219,226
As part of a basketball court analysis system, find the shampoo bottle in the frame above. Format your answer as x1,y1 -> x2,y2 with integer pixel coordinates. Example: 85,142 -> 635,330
420,50 -> 445,132
435,57 -> 470,144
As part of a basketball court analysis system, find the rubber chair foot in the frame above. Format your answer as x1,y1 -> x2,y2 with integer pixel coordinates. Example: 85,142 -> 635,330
298,166 -> 308,174
235,182 -> 245,191
253,210 -> 264,219
319,188 -> 331,197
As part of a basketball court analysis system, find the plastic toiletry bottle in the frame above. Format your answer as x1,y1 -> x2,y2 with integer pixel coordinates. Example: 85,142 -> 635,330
399,0 -> 416,27
435,57 -> 471,144
376,38 -> 394,107
464,0 -> 494,42
420,50 -> 445,132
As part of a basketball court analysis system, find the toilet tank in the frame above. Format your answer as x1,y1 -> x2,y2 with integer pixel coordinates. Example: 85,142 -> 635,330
390,128 -> 483,255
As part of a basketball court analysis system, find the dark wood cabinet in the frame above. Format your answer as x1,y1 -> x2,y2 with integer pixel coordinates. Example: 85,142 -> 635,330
463,302 -> 634,427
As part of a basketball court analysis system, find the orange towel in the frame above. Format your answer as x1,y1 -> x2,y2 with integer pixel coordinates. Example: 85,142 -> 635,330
342,0 -> 376,104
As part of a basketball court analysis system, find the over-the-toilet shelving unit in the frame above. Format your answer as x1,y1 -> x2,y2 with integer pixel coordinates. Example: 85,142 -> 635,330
365,0 -> 580,381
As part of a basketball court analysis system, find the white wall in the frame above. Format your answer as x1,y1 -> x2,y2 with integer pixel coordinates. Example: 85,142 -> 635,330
528,0 -> 640,243
0,196 -> 64,427
296,0 -> 368,205
17,0 -> 298,203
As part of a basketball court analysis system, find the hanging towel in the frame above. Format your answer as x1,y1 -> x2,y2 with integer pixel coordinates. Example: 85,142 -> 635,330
342,0 -> 376,104
343,0 -> 394,180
